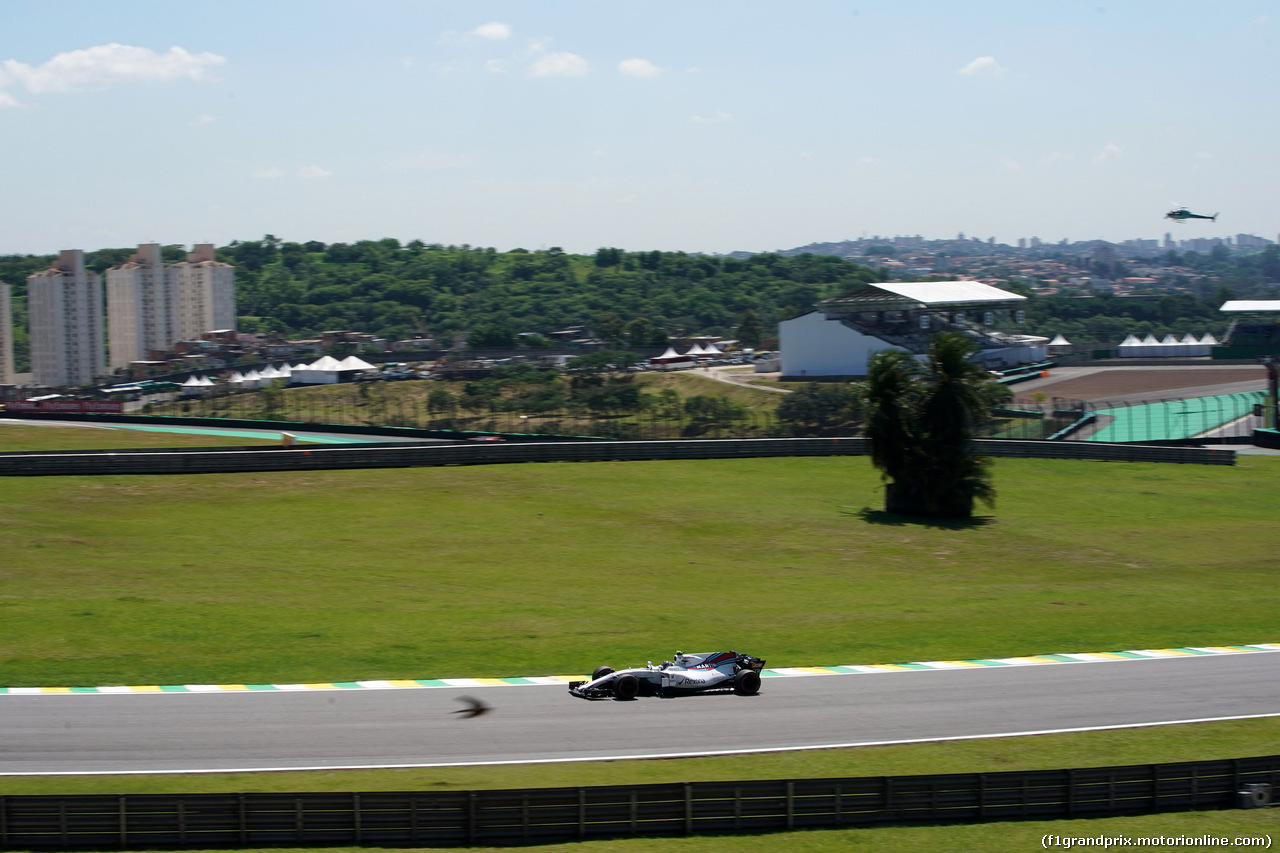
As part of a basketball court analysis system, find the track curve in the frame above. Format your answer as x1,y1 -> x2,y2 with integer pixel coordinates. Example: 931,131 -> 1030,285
3,653 -> 1277,775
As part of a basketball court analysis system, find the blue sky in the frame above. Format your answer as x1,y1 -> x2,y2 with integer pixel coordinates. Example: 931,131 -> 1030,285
2,1 -> 1277,256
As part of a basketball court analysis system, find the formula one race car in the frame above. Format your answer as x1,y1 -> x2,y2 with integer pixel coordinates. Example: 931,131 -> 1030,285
569,651 -> 766,700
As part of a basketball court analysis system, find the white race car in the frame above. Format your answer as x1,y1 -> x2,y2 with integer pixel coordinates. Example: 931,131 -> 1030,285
568,651 -> 765,700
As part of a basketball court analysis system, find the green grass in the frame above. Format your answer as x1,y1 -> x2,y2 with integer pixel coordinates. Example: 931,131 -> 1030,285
5,716 -> 1278,795
632,371 -> 784,411
0,423 -> 278,452
0,455 -> 1276,687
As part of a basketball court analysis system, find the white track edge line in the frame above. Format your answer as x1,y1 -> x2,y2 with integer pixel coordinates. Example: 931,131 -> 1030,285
5,711 -> 1280,776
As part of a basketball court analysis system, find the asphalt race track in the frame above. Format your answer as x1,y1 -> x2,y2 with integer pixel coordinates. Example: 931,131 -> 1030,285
3,653 -> 1278,775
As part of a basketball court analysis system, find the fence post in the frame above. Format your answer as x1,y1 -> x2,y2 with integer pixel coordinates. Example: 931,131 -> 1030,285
578,788 -> 586,838
786,781 -> 795,830
118,796 -> 128,847
684,784 -> 693,834
352,793 -> 361,845
467,791 -> 477,845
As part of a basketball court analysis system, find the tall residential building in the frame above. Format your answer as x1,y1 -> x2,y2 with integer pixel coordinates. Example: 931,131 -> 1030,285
27,250 -> 106,387
106,243 -> 236,368
105,243 -> 171,369
172,243 -> 236,341
0,282 -> 14,385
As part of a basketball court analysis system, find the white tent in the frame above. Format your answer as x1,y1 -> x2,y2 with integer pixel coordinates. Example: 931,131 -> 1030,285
685,342 -> 709,357
290,355 -> 374,385
702,342 -> 723,356
1199,332 -> 1219,345
305,355 -> 346,371
180,374 -> 213,397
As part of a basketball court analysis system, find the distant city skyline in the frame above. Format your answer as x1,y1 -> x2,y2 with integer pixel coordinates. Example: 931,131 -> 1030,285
2,1 -> 1277,256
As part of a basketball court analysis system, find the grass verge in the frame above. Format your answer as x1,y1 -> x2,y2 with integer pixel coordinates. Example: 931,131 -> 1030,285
0,455 -> 1276,686
0,422 -> 278,452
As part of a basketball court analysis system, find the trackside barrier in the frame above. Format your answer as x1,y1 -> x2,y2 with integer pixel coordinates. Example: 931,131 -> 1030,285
0,438 -> 1234,476
0,756 -> 1275,848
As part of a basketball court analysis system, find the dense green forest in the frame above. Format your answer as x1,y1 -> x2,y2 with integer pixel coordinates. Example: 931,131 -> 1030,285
215,237 -> 886,347
3,238 -> 1277,373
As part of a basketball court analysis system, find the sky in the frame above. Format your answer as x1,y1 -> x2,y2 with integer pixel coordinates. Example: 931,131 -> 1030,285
2,1 -> 1277,256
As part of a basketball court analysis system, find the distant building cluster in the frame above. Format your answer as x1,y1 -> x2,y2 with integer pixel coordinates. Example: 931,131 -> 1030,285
5,244 -> 236,388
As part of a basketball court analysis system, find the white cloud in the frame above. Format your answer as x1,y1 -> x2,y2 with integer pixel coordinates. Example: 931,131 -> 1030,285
485,59 -> 506,74
1093,142 -> 1122,163
529,52 -> 589,77
618,58 -> 663,78
0,89 -> 24,109
1002,158 -> 1023,171
690,110 -> 732,124
253,168 -> 285,180
473,22 -> 512,40
399,57 -> 416,70
1039,151 -> 1073,166
958,56 -> 1005,76
190,113 -> 216,126
1,43 -> 225,97
297,165 -> 332,180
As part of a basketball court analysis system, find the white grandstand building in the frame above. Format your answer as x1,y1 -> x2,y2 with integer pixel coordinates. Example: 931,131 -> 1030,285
779,281 -> 1046,378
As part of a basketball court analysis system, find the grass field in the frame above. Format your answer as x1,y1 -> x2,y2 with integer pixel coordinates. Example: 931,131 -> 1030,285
147,370 -> 785,437
0,423 -> 279,452
0,454 -> 1276,687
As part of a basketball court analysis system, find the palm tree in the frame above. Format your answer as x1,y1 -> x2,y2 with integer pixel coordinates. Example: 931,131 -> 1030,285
864,332 -> 1007,518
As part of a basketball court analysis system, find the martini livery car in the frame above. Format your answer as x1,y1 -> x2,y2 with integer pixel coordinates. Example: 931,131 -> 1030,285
569,651 -> 765,700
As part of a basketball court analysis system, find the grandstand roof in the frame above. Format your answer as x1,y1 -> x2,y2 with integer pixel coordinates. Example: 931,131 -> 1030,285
820,281 -> 1026,313
1220,300 -> 1280,314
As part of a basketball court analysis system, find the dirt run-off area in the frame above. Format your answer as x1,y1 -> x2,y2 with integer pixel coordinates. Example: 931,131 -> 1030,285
1011,366 -> 1267,404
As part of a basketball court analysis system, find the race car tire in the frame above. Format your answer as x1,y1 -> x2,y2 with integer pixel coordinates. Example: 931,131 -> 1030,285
614,674 -> 640,700
592,666 -> 615,681
734,669 -> 761,695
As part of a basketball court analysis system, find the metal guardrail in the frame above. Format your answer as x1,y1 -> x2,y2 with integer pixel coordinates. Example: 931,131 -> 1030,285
0,437 -> 1234,476
1,756 -> 1274,848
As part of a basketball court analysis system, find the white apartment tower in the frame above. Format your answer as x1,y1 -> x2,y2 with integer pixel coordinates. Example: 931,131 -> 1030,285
0,282 -> 14,385
106,243 -> 236,368
27,250 -> 106,387
173,243 -> 236,341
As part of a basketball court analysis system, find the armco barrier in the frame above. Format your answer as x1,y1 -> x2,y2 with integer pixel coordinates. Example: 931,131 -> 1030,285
0,756 -> 1275,848
0,437 -> 1234,476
